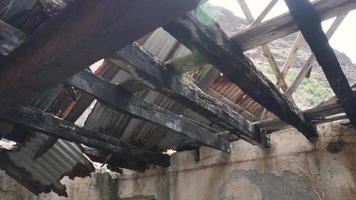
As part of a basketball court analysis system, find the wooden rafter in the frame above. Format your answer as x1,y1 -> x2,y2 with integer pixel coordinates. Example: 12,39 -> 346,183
0,106 -> 170,167
164,12 -> 318,141
234,0 -> 356,51
284,14 -> 347,97
236,0 -> 291,99
109,43 -> 269,146
249,0 -> 279,27
280,32 -> 304,80
0,0 -> 200,112
284,0 -> 356,130
237,0 -> 293,119
256,87 -> 356,133
64,70 -> 231,153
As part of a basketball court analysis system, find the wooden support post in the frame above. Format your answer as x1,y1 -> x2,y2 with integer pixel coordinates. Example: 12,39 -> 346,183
284,0 -> 356,130
0,106 -> 170,167
109,43 -> 269,146
0,0 -> 200,112
164,12 -> 318,141
64,70 -> 231,153
234,0 -> 356,50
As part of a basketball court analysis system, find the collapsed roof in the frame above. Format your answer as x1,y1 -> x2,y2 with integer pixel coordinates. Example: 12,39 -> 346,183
0,0 -> 355,196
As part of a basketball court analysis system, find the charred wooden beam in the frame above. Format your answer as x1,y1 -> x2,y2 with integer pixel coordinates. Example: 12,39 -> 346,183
0,106 -> 170,167
64,70 -> 231,153
164,12 -> 318,141
109,43 -> 269,146
234,0 -> 356,50
0,0 -> 200,112
285,0 -> 356,131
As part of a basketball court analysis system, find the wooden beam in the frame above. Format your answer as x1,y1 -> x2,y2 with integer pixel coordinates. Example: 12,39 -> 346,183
234,0 -> 356,50
0,0 -> 200,112
284,14 -> 347,97
64,70 -> 231,153
109,43 -> 269,146
0,106 -> 170,167
280,32 -> 304,80
164,12 -> 318,141
285,0 -> 356,131
236,0 -> 290,95
249,0 -> 279,27
256,89 -> 356,133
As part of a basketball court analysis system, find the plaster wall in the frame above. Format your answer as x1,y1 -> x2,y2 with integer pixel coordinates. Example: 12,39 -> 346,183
0,122 -> 356,200
118,123 -> 356,200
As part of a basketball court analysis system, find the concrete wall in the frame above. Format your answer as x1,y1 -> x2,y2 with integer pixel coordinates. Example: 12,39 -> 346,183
118,123 -> 356,200
1,122 -> 356,200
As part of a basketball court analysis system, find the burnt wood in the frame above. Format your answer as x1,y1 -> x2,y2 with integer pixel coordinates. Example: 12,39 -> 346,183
164,12 -> 318,141
284,0 -> 356,131
110,43 -> 269,147
0,0 -> 200,112
0,106 -> 170,167
64,70 -> 231,153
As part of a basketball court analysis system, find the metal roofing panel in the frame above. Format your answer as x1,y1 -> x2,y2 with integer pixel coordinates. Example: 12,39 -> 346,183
1,132 -> 94,196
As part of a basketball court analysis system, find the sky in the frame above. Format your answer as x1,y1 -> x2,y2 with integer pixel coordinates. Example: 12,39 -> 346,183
207,0 -> 356,63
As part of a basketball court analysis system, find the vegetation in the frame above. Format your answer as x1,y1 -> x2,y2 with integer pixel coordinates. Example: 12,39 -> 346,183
256,63 -> 334,109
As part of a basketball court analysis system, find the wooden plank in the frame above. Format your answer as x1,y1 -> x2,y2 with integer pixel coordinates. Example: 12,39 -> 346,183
237,0 -> 290,95
285,0 -> 356,130
0,106 -> 170,167
234,0 -> 356,50
250,0 -> 279,27
255,90 -> 356,133
64,70 -> 231,153
164,12 -> 318,141
237,0 -> 293,118
109,43 -> 269,146
0,0 -> 200,113
284,14 -> 347,97
280,32 -> 304,79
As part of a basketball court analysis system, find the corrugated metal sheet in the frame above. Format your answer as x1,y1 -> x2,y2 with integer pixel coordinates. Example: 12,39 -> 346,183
80,29 -> 200,152
1,132 -> 94,196
82,27 -> 262,153
209,75 -> 264,118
